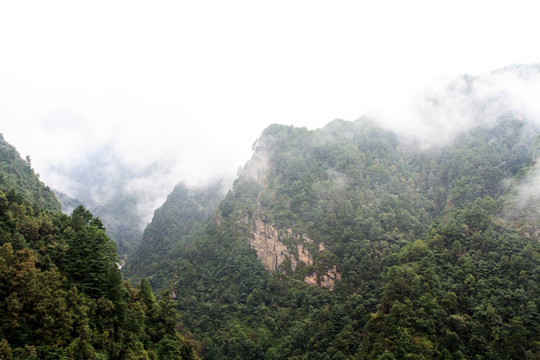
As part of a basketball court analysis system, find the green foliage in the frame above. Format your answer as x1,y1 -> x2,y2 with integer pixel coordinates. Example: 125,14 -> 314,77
0,134 -> 61,212
362,197 -> 540,359
0,190 -> 199,359
61,206 -> 121,300
123,181 -> 225,286
123,117 -> 540,359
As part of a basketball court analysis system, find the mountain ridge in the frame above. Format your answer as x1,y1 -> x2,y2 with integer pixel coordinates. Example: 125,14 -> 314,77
0,133 -> 61,212
0,132 -> 200,359
124,114 -> 540,358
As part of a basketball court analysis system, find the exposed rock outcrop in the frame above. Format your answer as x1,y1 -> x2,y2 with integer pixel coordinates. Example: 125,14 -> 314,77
249,217 -> 313,272
304,266 -> 341,291
248,216 -> 341,290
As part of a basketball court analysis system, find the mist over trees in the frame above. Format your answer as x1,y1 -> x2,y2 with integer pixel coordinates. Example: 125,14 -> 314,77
2,64 -> 540,359
0,138 -> 198,359
52,149 -> 179,257
0,134 -> 60,212
123,114 -> 540,359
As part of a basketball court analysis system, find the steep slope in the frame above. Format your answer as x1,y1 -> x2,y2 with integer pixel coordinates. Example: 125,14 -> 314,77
123,180 -> 227,285
54,189 -> 83,214
0,192 -> 199,359
0,133 -> 135,257
217,117 -> 535,290
0,135 -> 199,359
92,191 -> 145,256
48,147 -> 173,257
0,133 -> 60,212
125,116 -> 540,359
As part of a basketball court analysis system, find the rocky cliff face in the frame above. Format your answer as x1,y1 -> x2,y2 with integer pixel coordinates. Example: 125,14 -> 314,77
248,216 -> 340,290
249,217 -> 312,272
304,266 -> 341,291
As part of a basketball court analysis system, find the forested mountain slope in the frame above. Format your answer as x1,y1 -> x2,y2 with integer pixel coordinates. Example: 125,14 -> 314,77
91,190 -> 145,256
0,136 -> 198,359
52,148 -> 169,257
126,117 -> 540,359
124,181 -> 226,285
0,134 -> 60,212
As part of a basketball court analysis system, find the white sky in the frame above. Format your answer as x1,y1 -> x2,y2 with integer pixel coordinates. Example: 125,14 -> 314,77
1,0 -> 540,197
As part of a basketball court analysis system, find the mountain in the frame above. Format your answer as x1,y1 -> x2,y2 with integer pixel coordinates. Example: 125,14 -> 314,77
125,116 -> 540,359
0,133 -> 61,212
47,146 -> 177,257
0,136 -> 199,359
54,189 -> 83,214
91,190 -> 146,257
0,133 -> 144,257
123,180 -> 227,286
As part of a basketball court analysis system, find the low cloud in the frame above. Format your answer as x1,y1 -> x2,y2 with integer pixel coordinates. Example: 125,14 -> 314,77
371,65 -> 540,229
373,64 -> 540,147
3,64 -> 540,233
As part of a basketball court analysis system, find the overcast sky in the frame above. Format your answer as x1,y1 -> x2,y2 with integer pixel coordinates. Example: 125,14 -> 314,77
1,0 -> 540,201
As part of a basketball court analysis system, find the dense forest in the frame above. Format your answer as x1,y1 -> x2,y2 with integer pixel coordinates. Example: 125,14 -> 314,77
124,117 -> 540,359
0,135 -> 198,359
0,134 -> 60,212
124,181 -> 226,286
2,94 -> 540,358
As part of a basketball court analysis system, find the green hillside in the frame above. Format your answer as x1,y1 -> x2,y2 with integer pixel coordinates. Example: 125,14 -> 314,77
0,134 -> 61,212
124,181 -> 226,285
0,193 -> 198,359
0,136 -> 199,359
126,117 -> 540,359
